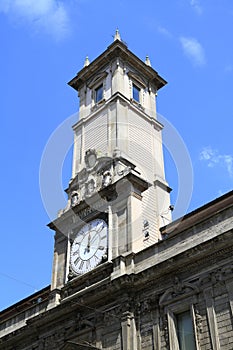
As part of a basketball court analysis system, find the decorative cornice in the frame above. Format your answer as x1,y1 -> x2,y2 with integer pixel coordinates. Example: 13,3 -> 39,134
161,190 -> 233,236
68,40 -> 167,92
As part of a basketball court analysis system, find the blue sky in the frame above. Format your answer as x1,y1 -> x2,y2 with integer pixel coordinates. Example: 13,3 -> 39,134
1,0 -> 233,310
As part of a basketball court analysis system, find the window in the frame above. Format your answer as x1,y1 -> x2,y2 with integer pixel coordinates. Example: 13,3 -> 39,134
95,84 -> 103,103
132,84 -> 140,102
176,311 -> 196,350
167,306 -> 197,350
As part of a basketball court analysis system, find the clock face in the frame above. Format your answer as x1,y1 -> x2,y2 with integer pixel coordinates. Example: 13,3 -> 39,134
70,219 -> 108,275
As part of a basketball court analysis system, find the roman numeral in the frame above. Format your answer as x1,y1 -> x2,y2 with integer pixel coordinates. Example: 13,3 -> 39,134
72,250 -> 79,256
100,235 -> 107,240
86,260 -> 91,270
79,260 -> 84,270
93,255 -> 99,264
97,224 -> 104,233
74,257 -> 80,266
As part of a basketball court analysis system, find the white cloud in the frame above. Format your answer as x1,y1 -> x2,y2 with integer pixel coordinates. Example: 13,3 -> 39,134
180,37 -> 206,66
200,147 -> 233,178
190,0 -> 203,15
0,0 -> 70,40
157,26 -> 173,38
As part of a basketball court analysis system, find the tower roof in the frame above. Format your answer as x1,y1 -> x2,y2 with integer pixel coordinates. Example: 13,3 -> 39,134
68,38 -> 167,91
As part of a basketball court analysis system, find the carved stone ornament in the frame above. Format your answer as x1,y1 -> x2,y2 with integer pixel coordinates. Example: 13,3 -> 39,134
194,305 -> 203,347
71,191 -> 79,207
85,178 -> 96,198
135,298 -> 151,315
102,170 -> 112,187
161,314 -> 169,348
159,276 -> 199,305
65,151 -> 136,209
78,168 -> 88,184
198,264 -> 233,287
85,149 -> 97,169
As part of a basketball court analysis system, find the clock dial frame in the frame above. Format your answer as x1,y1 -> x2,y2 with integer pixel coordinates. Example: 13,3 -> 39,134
70,219 -> 108,275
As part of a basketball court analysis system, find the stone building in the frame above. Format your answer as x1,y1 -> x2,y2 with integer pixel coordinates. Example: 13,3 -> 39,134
1,31 -> 233,350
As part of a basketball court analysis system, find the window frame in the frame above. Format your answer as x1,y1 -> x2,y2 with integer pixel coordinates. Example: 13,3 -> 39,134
166,303 -> 199,350
128,72 -> 146,108
94,83 -> 104,104
176,310 -> 196,350
88,72 -> 107,109
132,83 -> 141,103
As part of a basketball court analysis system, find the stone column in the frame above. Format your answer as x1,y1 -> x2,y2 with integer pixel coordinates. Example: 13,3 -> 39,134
121,311 -> 137,350
203,287 -> 220,350
152,308 -> 161,350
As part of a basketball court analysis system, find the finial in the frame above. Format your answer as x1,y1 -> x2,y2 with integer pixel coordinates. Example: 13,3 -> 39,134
114,29 -> 121,41
145,55 -> 151,66
83,56 -> 90,67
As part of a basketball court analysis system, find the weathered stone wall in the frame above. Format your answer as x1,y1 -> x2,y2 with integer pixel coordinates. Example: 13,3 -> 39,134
1,194 -> 233,349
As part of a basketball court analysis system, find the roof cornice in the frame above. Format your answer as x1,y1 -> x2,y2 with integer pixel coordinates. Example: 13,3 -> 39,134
68,39 -> 167,91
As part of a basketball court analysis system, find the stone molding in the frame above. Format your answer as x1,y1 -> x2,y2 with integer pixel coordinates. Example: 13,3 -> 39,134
204,287 -> 220,350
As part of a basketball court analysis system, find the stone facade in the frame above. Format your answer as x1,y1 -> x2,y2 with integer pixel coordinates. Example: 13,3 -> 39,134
1,191 -> 233,349
1,34 -> 233,349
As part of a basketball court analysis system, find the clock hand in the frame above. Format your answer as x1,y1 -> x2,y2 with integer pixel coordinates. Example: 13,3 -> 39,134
96,224 -> 104,233
90,232 -> 98,244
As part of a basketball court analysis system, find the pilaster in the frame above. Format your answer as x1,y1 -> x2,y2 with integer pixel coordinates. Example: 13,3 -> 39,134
203,287 -> 220,350
152,308 -> 161,350
121,311 -> 137,350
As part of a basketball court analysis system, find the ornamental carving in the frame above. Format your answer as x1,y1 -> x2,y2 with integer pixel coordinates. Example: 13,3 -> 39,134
85,149 -> 97,169
85,178 -> 96,198
102,170 -> 112,187
159,276 -> 199,305
135,299 -> 151,315
199,263 -> 233,288
65,149 -> 135,210
78,168 -> 88,184
71,191 -> 79,207
194,305 -> 203,347
161,314 -> 169,348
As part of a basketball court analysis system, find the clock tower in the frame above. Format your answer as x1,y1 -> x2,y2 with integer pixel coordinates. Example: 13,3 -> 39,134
49,31 -> 171,292
2,32 -> 233,350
